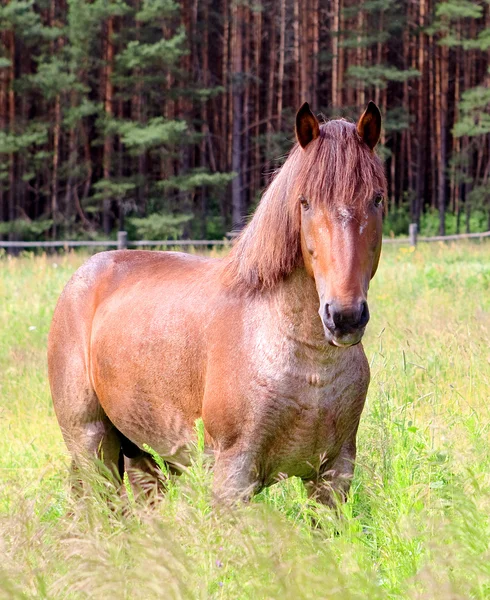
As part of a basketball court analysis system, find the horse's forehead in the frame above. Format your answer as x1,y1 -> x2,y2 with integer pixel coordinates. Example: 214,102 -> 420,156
315,203 -> 369,232
317,203 -> 364,221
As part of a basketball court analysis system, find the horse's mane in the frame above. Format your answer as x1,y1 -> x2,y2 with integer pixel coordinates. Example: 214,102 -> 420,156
221,119 -> 386,293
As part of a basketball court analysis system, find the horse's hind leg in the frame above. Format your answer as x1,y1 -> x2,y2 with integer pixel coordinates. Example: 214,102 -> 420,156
123,455 -> 165,499
120,437 -> 165,498
48,268 -> 122,485
56,382 -> 123,487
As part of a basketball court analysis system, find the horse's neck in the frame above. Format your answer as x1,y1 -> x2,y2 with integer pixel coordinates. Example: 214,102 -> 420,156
270,268 -> 331,350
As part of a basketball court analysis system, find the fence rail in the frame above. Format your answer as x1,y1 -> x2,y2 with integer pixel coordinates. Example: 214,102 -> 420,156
0,225 -> 489,250
0,239 -> 229,249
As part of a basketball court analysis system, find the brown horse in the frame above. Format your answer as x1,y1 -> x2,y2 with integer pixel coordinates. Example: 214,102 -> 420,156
48,102 -> 386,505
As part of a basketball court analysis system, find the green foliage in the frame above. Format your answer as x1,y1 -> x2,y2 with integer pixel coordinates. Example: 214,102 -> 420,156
92,178 -> 136,201
462,27 -> 490,51
435,0 -> 482,21
339,31 -> 390,49
158,169 -> 237,192
127,212 -> 194,240
383,206 -> 411,237
383,205 -> 489,238
432,0 -> 486,49
383,106 -> 411,134
142,444 -> 170,475
136,0 -> 180,22
0,218 -> 53,238
27,57 -> 79,98
453,85 -> 490,138
0,0 -> 43,41
467,184 -> 490,211
0,123 -> 48,154
347,65 -> 420,89
452,62 -> 490,213
112,118 -> 188,150
63,99 -> 102,129
419,207 -> 488,236
117,32 -> 187,70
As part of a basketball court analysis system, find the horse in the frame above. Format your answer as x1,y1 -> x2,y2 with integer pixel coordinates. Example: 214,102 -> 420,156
48,102 -> 386,506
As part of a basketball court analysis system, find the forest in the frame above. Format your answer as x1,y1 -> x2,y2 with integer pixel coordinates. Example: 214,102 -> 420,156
0,0 -> 489,242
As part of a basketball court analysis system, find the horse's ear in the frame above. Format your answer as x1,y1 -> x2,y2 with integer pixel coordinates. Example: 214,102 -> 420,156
296,102 -> 320,149
357,101 -> 381,150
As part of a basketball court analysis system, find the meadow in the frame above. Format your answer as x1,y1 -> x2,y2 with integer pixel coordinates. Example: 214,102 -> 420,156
0,242 -> 489,599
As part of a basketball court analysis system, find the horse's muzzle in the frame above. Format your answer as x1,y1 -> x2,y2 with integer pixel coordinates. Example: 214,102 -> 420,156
321,300 -> 370,347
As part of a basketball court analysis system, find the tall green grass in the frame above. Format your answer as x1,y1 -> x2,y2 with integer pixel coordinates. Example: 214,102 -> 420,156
1,243 -> 489,599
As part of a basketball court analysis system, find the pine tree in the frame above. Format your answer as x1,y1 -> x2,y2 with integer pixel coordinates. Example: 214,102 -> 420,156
0,0 -> 489,241
436,0 -> 489,233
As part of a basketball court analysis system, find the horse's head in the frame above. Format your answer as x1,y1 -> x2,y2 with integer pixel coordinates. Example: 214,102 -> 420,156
294,102 -> 386,347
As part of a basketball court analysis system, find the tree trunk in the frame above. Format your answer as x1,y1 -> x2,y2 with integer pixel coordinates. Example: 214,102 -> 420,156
265,8 -> 276,165
311,0 -> 319,106
300,0 -> 308,103
337,0 -> 344,108
231,2 -> 243,230
200,0 -> 210,237
242,4 -> 251,213
7,29 -> 15,242
252,3 -> 262,196
331,0 -> 339,108
51,93 -> 61,239
293,0 -> 300,107
438,41 -> 449,235
276,0 -> 286,129
0,33 -> 6,238
414,0 -> 425,225
64,88 -> 78,228
103,16 -> 114,236
357,1 -> 364,108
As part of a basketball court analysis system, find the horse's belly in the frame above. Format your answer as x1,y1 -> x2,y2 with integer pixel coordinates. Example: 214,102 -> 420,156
98,374 -> 198,465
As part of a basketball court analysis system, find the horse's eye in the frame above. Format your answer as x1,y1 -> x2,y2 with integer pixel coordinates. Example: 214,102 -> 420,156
374,194 -> 384,207
299,195 -> 310,210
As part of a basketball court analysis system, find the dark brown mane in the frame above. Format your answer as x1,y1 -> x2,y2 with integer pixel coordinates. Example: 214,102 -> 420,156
222,119 -> 386,293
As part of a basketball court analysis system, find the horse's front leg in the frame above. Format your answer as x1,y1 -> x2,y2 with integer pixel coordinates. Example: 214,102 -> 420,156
212,447 -> 261,504
304,433 -> 358,509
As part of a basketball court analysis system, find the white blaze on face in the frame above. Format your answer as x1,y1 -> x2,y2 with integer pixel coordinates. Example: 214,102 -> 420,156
338,206 -> 354,229
317,208 -> 329,238
359,214 -> 368,235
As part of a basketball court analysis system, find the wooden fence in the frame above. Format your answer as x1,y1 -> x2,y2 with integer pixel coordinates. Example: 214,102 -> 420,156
0,225 -> 489,250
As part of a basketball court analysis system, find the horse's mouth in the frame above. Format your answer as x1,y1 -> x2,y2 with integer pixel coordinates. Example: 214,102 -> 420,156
325,329 -> 365,348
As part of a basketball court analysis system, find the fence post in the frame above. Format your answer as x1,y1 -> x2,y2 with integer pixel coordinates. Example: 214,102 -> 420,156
409,223 -> 418,247
117,231 -> 128,250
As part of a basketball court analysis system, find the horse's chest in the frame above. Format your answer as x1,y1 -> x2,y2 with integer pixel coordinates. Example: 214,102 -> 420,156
248,344 -> 369,482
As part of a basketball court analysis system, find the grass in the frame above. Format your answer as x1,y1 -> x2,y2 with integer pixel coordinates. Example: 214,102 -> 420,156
0,242 -> 489,599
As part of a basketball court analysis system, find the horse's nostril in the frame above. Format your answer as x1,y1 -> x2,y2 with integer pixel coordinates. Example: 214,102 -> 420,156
324,303 -> 335,331
325,303 -> 332,321
359,301 -> 370,328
